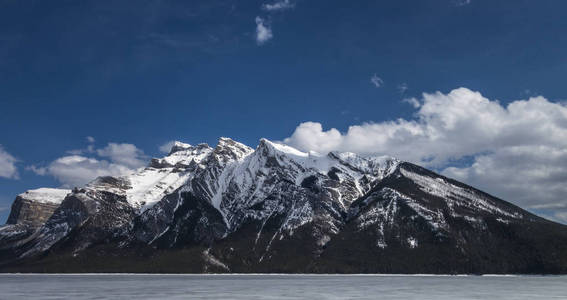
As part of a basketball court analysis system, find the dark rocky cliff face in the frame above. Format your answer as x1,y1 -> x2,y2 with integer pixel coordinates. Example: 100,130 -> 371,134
0,188 -> 69,257
7,197 -> 60,228
1,138 -> 567,274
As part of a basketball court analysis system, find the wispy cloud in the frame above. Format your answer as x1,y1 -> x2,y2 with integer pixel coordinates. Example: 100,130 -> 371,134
398,83 -> 409,94
255,16 -> 273,45
66,135 -> 96,155
262,0 -> 295,12
159,141 -> 176,153
402,97 -> 420,108
26,165 -> 46,176
255,0 -> 296,45
370,74 -> 384,88
454,0 -> 471,6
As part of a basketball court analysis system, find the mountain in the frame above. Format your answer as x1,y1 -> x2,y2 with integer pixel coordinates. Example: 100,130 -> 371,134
0,188 -> 69,249
1,138 -> 567,274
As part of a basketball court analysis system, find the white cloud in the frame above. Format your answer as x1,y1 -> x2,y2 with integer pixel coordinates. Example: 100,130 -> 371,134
285,88 -> 567,166
398,83 -> 409,94
159,141 -> 176,153
283,87 -> 567,221
96,143 -> 147,169
26,165 -> 46,176
284,122 -> 342,155
0,146 -> 18,179
31,155 -> 134,188
86,136 -> 95,143
262,0 -> 294,11
255,16 -> 273,45
402,97 -> 421,108
442,146 -> 567,222
370,74 -> 384,88
30,143 -> 148,188
66,149 -> 84,155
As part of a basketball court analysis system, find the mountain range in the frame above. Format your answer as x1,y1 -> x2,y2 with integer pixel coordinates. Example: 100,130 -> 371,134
1,138 -> 567,274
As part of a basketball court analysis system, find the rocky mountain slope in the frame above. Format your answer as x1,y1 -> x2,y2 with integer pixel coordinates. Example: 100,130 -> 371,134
1,138 -> 567,274
0,188 -> 69,250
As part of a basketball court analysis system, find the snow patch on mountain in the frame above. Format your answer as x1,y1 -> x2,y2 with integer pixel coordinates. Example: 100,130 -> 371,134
83,143 -> 214,212
400,168 -> 523,219
17,188 -> 70,204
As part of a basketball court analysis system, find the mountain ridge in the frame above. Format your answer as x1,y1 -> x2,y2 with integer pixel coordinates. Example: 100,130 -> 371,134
1,137 -> 566,274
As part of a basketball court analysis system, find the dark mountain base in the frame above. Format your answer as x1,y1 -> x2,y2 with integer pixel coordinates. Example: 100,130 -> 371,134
2,218 -> 567,274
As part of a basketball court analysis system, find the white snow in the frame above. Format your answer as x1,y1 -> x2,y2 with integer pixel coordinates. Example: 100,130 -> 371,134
171,141 -> 192,150
407,237 -> 418,248
126,144 -> 213,211
261,139 -> 309,158
400,168 -> 522,219
161,143 -> 210,166
260,139 -> 398,181
355,187 -> 447,233
181,138 -> 401,235
260,139 -> 334,174
78,142 -> 214,212
126,168 -> 194,211
93,137 -> 400,222
18,188 -> 70,204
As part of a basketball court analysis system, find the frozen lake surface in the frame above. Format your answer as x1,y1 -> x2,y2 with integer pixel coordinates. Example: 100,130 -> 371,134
0,274 -> 566,299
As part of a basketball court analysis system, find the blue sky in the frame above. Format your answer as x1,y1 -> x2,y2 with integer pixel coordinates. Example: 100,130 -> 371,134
1,0 -> 567,223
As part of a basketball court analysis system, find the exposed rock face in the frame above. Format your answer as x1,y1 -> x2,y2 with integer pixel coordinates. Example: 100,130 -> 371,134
7,199 -> 58,229
1,138 -> 567,274
6,188 -> 70,228
0,188 -> 69,252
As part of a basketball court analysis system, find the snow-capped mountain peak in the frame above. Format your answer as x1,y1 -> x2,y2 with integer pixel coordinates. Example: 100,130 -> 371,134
211,137 -> 254,163
168,141 -> 193,155
2,137 -> 565,275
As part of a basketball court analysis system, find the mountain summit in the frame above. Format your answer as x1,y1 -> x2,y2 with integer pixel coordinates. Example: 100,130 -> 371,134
1,138 -> 567,273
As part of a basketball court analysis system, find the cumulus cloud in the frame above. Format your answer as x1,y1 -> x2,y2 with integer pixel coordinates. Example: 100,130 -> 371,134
442,146 -> 567,222
285,88 -> 567,166
96,143 -> 147,169
0,146 -> 18,179
30,143 -> 148,188
283,87 -> 567,222
370,74 -> 384,88
32,156 -> 134,188
262,0 -> 294,11
255,16 -> 273,45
